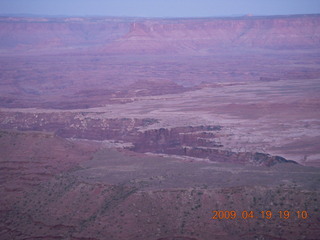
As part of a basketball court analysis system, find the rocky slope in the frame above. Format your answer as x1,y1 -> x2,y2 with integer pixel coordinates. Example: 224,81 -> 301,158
0,131 -> 319,240
0,130 -> 99,227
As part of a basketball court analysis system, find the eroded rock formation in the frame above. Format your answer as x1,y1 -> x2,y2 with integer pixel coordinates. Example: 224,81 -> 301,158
1,15 -> 319,54
0,112 -> 295,167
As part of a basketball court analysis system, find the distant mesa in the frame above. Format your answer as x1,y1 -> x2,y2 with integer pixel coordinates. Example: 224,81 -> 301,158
0,14 -> 319,54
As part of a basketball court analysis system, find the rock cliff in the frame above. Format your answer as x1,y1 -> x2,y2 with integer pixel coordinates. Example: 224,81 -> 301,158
0,15 -> 319,54
0,112 -> 296,167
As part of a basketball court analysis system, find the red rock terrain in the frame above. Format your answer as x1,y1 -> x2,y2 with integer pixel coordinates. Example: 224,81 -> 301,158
0,130 -> 319,240
0,15 -> 319,110
0,14 -> 320,240
0,15 -> 319,54
0,112 -> 296,167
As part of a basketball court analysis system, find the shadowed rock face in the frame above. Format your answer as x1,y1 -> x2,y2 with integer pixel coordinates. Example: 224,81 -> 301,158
0,112 -> 296,167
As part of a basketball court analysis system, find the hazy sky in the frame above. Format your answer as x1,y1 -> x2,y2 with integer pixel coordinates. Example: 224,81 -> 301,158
0,0 -> 320,17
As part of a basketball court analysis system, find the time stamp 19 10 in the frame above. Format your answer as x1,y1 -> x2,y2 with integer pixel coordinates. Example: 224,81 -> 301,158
211,210 -> 309,220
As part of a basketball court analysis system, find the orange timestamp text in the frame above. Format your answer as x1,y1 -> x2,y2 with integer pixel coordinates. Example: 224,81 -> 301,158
211,210 -> 308,220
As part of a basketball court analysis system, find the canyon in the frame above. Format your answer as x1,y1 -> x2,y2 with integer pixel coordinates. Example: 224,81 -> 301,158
0,15 -> 319,54
0,14 -> 320,240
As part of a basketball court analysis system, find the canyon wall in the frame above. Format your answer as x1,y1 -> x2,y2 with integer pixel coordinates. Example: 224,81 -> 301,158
0,15 -> 319,54
0,112 -> 296,167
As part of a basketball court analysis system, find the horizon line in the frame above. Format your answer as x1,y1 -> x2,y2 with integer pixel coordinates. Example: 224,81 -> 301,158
0,13 -> 319,19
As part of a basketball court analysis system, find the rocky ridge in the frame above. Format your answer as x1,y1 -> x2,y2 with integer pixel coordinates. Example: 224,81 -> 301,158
0,112 -> 296,167
0,15 -> 319,54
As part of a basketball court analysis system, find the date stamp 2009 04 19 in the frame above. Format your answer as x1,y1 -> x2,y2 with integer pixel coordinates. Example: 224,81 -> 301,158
211,210 -> 308,220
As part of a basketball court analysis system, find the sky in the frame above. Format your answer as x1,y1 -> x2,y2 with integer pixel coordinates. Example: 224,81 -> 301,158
0,0 -> 319,18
